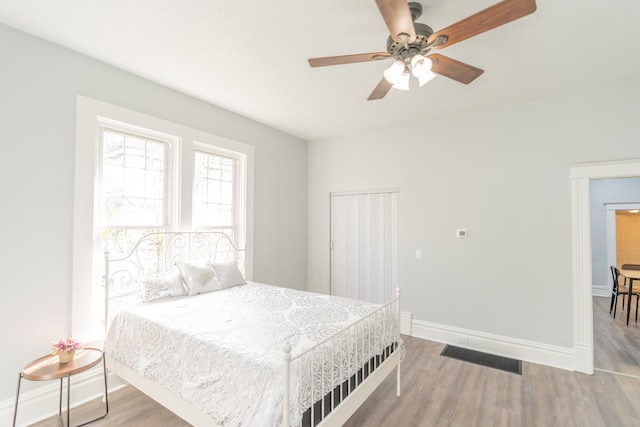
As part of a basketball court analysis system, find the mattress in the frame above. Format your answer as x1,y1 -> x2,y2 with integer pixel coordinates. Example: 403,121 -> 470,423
104,281 -> 399,426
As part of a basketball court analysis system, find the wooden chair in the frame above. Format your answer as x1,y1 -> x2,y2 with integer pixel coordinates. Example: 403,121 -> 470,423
610,266 -> 640,322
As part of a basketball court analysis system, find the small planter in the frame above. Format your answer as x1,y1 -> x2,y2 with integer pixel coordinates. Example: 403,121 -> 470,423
57,350 -> 75,364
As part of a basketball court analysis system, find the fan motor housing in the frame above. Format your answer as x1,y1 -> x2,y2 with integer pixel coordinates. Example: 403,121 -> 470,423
386,22 -> 433,59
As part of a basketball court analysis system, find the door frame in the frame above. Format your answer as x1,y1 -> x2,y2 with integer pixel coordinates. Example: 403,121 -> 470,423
571,158 -> 640,374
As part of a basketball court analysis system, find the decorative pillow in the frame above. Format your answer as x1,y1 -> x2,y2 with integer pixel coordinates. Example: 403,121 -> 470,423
175,260 -> 223,296
210,261 -> 247,289
138,274 -> 185,302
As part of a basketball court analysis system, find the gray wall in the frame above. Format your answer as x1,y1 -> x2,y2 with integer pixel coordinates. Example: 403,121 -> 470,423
590,178 -> 640,288
0,23 -> 307,402
308,81 -> 640,349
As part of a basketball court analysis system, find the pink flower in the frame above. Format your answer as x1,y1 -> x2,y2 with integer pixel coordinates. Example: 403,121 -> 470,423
51,337 -> 83,354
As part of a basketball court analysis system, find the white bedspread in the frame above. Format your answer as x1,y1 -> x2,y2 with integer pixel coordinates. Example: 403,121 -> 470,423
104,282 -> 399,426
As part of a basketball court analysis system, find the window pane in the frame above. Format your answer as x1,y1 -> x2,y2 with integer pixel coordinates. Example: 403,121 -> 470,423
193,151 -> 235,228
103,131 -> 124,166
101,129 -> 167,227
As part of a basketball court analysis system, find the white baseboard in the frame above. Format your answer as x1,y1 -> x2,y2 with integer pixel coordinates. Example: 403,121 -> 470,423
0,365 -> 125,427
592,285 -> 610,297
400,311 -> 412,336
409,318 -> 575,372
573,343 -> 594,374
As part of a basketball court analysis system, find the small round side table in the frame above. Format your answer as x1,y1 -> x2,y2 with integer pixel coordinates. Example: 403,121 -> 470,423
12,347 -> 109,427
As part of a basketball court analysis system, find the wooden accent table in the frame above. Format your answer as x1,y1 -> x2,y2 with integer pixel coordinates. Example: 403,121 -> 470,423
12,347 -> 108,427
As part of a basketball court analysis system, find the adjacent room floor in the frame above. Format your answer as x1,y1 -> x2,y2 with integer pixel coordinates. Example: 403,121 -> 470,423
593,294 -> 640,377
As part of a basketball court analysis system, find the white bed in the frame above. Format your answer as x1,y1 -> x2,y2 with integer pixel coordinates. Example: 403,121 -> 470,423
102,231 -> 402,426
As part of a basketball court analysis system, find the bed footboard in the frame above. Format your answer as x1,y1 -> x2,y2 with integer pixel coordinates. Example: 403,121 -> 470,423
283,288 -> 402,427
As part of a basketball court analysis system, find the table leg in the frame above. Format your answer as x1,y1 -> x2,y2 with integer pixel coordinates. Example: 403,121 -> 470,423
628,279 -> 634,326
76,353 -> 109,426
67,375 -> 71,427
59,377 -> 63,420
12,373 -> 22,427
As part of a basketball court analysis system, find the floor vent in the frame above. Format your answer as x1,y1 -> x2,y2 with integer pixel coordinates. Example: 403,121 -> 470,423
440,345 -> 522,375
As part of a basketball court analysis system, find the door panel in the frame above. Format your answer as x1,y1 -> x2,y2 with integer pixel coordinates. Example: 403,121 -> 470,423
330,191 -> 398,303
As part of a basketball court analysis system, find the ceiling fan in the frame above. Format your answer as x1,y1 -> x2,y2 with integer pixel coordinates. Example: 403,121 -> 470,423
308,0 -> 537,100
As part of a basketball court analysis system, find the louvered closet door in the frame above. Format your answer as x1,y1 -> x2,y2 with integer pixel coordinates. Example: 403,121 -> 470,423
330,190 -> 399,304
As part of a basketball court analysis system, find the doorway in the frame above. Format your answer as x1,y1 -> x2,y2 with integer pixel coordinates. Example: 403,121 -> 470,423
571,159 -> 640,374
608,205 -> 640,270
594,197 -> 640,376
330,189 -> 399,304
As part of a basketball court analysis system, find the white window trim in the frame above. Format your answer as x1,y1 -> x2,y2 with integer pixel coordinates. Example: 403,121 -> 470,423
73,95 -> 254,342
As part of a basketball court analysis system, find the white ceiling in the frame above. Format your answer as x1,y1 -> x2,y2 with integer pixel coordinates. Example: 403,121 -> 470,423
1,0 -> 640,141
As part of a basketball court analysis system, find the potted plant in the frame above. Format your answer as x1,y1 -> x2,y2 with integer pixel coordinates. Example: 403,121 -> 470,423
52,337 -> 83,364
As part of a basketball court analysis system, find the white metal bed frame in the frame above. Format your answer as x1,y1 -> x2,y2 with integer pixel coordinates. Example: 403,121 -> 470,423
103,231 -> 401,426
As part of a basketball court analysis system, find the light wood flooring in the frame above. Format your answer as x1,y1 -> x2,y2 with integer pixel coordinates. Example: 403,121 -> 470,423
593,294 -> 640,377
31,328 -> 640,427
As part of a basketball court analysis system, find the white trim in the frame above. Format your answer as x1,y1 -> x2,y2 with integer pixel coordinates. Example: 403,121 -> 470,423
592,285 -> 610,298
409,318 -> 575,371
574,343 -> 594,374
605,202 -> 640,211
330,188 -> 400,197
606,207 -> 617,288
400,311 -> 413,336
569,158 -> 640,179
571,176 -> 595,374
570,158 -> 640,375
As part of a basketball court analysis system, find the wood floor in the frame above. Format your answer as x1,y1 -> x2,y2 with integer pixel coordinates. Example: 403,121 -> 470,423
593,294 -> 640,377
31,326 -> 640,427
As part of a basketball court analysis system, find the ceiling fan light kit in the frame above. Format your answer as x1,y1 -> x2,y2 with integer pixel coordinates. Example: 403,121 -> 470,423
383,60 -> 408,89
308,0 -> 537,100
410,54 -> 436,87
383,54 -> 435,89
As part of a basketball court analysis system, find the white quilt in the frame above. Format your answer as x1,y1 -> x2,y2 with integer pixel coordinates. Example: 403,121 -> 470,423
104,282 -> 399,426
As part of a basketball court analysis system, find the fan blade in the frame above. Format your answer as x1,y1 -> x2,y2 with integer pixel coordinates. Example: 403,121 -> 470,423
375,0 -> 417,44
368,78 -> 394,101
429,54 -> 484,84
428,0 -> 536,49
309,52 -> 392,67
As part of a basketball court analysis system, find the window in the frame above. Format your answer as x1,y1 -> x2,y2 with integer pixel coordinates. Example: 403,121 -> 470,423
73,96 -> 254,341
193,150 -> 236,234
98,126 -> 173,259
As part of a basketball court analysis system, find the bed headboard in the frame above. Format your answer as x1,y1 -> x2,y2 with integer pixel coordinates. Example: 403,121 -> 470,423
103,231 -> 244,330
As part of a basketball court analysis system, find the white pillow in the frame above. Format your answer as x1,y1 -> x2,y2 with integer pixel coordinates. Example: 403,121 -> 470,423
138,275 -> 185,302
175,260 -> 223,296
210,261 -> 246,289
